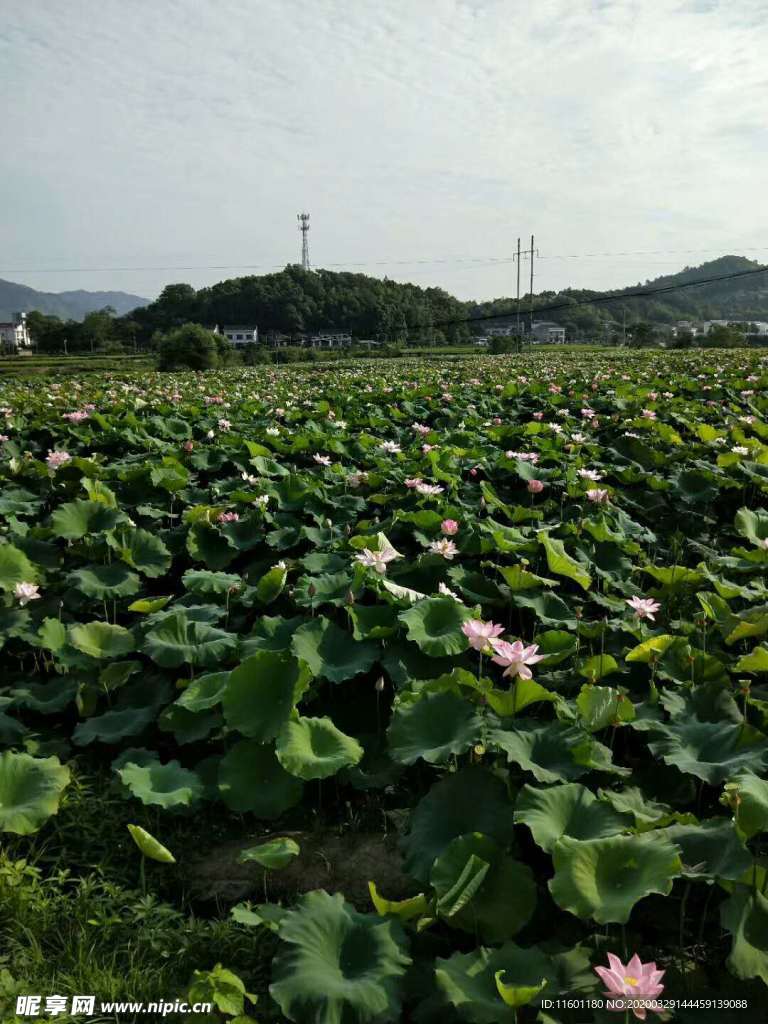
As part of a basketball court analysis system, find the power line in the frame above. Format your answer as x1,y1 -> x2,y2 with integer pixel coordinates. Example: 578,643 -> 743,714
430,263 -> 768,330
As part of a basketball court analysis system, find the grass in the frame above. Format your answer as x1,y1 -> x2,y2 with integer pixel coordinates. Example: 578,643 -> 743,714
0,766 -> 275,1023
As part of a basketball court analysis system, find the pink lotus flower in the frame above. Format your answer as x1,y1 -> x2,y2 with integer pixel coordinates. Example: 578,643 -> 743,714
14,581 -> 40,606
641,409 -> 657,420
626,596 -> 661,621
46,450 -> 71,471
63,410 -> 89,423
416,482 -> 444,496
404,477 -> 423,488
586,488 -> 610,503
217,511 -> 239,523
491,639 -> 546,680
355,539 -> 402,575
429,538 -> 458,559
313,453 -> 331,467
218,418 -> 231,430
532,411 -> 544,421
441,519 -> 459,535
594,952 -> 665,1019
462,618 -> 505,653
527,479 -> 545,494
183,441 -> 194,452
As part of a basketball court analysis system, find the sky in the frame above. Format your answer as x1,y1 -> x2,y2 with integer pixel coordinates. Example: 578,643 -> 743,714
1,0 -> 767,303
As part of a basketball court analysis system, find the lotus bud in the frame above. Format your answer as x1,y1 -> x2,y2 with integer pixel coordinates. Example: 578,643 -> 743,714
345,590 -> 355,606
375,676 -> 385,693
307,583 -> 316,599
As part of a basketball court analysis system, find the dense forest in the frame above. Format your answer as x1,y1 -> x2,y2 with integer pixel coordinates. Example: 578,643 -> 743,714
21,255 -> 768,352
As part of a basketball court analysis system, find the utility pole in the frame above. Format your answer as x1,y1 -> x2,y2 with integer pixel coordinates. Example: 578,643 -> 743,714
512,236 -> 538,345
529,234 -> 535,337
516,237 -> 521,338
622,307 -> 627,347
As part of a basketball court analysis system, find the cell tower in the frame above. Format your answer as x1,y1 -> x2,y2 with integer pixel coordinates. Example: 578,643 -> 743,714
297,212 -> 310,270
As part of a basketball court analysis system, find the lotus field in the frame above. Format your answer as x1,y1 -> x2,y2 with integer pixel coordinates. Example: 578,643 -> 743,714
2,349 -> 768,1023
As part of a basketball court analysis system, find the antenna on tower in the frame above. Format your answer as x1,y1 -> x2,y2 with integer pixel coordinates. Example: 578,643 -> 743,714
297,212 -> 310,270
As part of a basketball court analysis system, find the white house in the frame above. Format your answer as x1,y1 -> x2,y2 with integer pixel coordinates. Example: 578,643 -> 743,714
301,331 -> 352,349
214,324 -> 259,347
531,321 -> 566,344
0,313 -> 32,353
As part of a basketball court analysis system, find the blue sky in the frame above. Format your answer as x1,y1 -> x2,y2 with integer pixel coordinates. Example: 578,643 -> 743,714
1,0 -> 766,301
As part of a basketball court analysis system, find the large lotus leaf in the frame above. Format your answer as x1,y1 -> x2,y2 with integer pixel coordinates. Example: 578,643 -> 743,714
118,759 -> 204,809
598,785 -> 696,831
127,596 -> 172,614
223,651 -> 311,743
549,834 -> 682,924
255,564 -> 289,605
73,705 -> 155,745
240,615 -> 306,656
127,823 -> 176,864
435,943 -> 556,1023
218,740 -> 303,818
401,767 -> 517,884
143,611 -> 237,668
431,833 -> 536,941
238,837 -> 300,870
182,569 -> 242,596
0,751 -> 71,835
722,771 -> 768,840
514,783 -> 632,853
735,507 -> 768,549
538,532 -> 591,592
576,684 -> 634,731
276,716 -> 363,780
720,888 -> 768,986
487,720 -> 590,783
535,630 -> 578,666
661,818 -> 752,880
158,704 -> 221,744
511,590 -> 578,628
735,645 -> 768,673
291,616 -> 378,683
67,563 -> 140,600
350,604 -> 399,640
187,522 -> 237,570
398,597 -> 473,657
368,883 -> 428,922
485,677 -> 557,717
117,528 -> 173,578
51,499 -> 123,539
270,890 -> 411,1024
647,718 -> 768,785
9,680 -> 78,714
387,692 -> 483,765
0,543 -> 37,591
69,621 -> 136,659
175,671 -> 230,712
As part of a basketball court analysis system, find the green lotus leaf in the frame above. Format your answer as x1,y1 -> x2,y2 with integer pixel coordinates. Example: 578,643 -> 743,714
350,604 -> 399,640
158,704 -> 221,744
538,532 -> 591,591
661,818 -> 752,880
99,659 -> 141,690
534,630 -> 578,666
223,651 -> 311,742
495,973 -> 547,1009
276,716 -> 363,780
0,543 -> 37,591
127,823 -> 176,864
9,680 -> 78,714
720,888 -> 768,986
37,617 -> 67,652
735,645 -> 768,673
398,596 -> 473,657
387,691 -> 483,765
512,590 -> 578,628
255,564 -> 289,605
69,621 -> 136,659
431,833 -> 536,941
218,740 -> 303,818
0,751 -> 71,835
67,563 -> 140,600
143,610 -> 238,668
238,837 -> 300,870
117,528 -> 173,577
51,499 -> 123,539
435,943 -> 556,1023
118,759 -> 204,809
182,568 -> 242,596
722,771 -> 768,839
578,655 -> 619,682
240,615 -> 306,656
497,564 -> 558,592
270,890 -> 411,1024
73,705 -> 155,745
485,677 -> 557,717
514,783 -> 632,853
175,671 -> 230,712
647,718 -> 768,785
576,684 -> 635,731
487,720 -> 590,783
549,834 -> 682,924
625,634 -> 676,663
127,595 -> 172,613
735,507 -> 768,549
401,767 -> 517,883
291,616 -> 378,683
368,882 -> 428,922
598,785 -> 696,831
187,521 -> 237,570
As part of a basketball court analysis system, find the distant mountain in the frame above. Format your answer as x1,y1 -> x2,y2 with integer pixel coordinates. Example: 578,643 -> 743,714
0,278 -> 149,321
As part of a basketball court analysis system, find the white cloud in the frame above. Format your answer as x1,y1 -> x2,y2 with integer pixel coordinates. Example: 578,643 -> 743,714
0,0 -> 766,300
